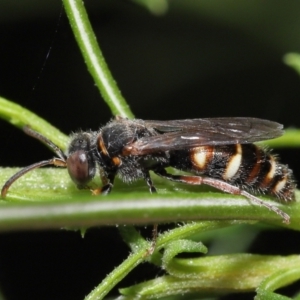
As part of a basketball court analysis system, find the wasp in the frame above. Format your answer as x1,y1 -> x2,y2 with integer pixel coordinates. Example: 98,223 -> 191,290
1,116 -> 295,223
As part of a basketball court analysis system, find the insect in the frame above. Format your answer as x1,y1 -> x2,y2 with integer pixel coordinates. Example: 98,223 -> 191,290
1,116 -> 295,223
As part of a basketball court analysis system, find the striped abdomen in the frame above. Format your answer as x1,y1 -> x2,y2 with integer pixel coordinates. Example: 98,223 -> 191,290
169,144 -> 295,201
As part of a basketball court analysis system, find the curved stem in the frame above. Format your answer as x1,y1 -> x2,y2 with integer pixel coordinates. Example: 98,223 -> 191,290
62,0 -> 134,119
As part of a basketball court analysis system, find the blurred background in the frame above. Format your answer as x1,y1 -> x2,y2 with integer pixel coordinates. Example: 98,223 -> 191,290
1,0 -> 300,299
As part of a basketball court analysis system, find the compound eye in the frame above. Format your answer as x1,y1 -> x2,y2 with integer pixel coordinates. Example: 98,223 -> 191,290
67,150 -> 92,186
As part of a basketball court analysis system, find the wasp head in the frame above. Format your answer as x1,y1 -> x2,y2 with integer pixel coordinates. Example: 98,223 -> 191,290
66,132 -> 97,188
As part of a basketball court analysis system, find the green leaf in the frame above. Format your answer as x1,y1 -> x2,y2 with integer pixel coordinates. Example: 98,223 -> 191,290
162,239 -> 208,273
256,267 -> 300,300
120,254 -> 300,299
85,221 -> 237,300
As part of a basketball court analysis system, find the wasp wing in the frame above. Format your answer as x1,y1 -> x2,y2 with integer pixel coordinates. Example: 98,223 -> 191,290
125,117 -> 284,155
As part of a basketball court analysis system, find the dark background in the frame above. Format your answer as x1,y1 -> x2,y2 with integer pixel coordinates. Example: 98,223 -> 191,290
1,1 -> 300,299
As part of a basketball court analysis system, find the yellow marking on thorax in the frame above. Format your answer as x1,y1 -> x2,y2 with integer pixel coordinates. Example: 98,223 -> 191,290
98,135 -> 109,156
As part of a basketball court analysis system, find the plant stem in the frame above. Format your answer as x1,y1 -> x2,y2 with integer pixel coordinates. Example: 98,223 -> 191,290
85,221 -> 232,300
62,0 -> 134,119
0,97 -> 68,150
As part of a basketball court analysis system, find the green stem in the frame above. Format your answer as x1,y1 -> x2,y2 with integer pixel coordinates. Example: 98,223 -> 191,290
0,97 -> 68,150
0,188 -> 299,231
85,226 -> 150,300
261,129 -> 300,148
62,0 -> 134,118
85,221 -> 232,300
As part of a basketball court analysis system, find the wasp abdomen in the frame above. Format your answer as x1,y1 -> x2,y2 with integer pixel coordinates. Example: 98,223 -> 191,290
169,144 -> 295,202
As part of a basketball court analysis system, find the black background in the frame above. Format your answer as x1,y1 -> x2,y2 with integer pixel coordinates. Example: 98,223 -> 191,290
1,1 -> 300,299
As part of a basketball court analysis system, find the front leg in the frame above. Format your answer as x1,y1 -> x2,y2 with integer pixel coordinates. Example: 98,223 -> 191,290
91,171 -> 116,195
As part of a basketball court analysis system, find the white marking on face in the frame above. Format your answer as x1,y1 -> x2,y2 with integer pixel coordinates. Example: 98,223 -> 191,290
223,144 -> 242,180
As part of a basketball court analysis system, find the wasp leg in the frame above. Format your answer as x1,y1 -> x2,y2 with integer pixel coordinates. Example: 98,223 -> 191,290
92,172 -> 116,195
101,172 -> 116,195
144,170 -> 157,193
154,168 -> 290,224
143,170 -> 159,255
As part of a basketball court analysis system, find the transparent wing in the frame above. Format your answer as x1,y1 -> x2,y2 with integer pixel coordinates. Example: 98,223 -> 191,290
124,117 -> 283,155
